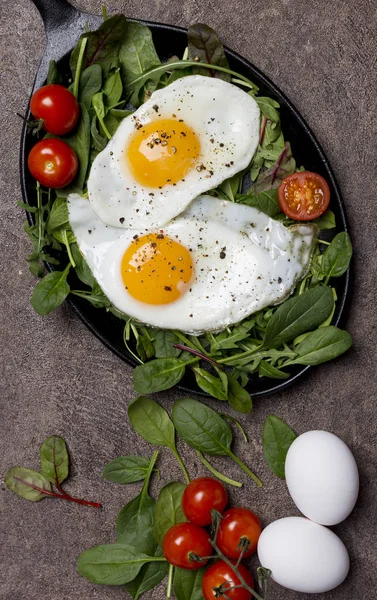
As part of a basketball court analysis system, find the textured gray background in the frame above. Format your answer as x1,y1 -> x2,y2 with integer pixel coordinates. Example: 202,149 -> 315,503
1,1 -> 376,599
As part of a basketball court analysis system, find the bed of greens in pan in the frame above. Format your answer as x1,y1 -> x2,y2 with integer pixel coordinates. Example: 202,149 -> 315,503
22,15 -> 353,410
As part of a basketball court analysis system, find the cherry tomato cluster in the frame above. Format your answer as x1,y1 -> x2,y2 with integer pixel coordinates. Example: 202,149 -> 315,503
28,84 -> 80,189
162,477 -> 262,600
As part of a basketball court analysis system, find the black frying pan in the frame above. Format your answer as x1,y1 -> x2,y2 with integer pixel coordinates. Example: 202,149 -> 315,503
20,0 -> 350,397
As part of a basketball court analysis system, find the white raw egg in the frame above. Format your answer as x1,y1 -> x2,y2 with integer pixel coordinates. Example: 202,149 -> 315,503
285,430 -> 359,525
257,517 -> 350,593
87,75 -> 260,229
68,194 -> 315,334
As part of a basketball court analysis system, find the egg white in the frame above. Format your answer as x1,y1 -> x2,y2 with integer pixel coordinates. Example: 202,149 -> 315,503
87,75 -> 260,229
68,194 -> 316,334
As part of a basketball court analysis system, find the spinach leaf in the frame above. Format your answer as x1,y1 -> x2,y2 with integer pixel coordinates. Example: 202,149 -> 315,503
193,367 -> 228,400
262,414 -> 297,478
125,546 -> 168,600
218,171 -> 243,202
154,330 -> 181,358
116,451 -> 158,555
128,396 -> 190,483
284,326 -> 352,366
79,64 -> 102,109
90,115 -> 108,151
153,482 -> 187,545
39,435 -> 69,485
47,59 -> 61,84
77,544 -> 165,585
172,399 -> 262,486
237,188 -> 281,217
174,567 -> 205,600
135,327 -> 155,362
104,68 -> 123,109
70,15 -> 127,79
263,286 -> 334,349
255,97 -> 280,121
71,288 -> 111,308
30,264 -> 71,316
70,243 -> 95,287
321,232 -> 353,281
188,23 -> 230,81
313,210 -> 336,230
46,198 -> 69,233
133,357 -> 187,394
103,455 -> 155,484
63,105 -> 91,191
92,92 -> 111,139
4,467 -> 51,501
226,374 -> 253,413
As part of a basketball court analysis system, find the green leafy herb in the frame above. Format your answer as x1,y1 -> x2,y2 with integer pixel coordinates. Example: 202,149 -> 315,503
77,544 -> 166,585
153,482 -> 187,545
128,396 -> 190,483
263,286 -> 334,348
63,104 -> 91,191
103,68 -> 123,108
262,415 -> 297,478
47,59 -> 61,84
283,326 -> 352,366
154,330 -> 182,358
187,23 -> 230,81
174,567 -> 205,600
103,455 -> 158,484
133,357 -> 188,394
226,374 -> 253,413
172,399 -> 262,487
321,232 -> 353,283
5,435 -> 100,507
193,367 -> 228,400
237,188 -> 281,217
30,264 -> 71,316
125,546 -> 168,600
79,64 -> 102,109
40,435 -> 69,485
116,451 -> 158,555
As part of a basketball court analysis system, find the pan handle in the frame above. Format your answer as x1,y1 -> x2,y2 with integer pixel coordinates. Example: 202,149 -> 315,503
31,0 -> 78,34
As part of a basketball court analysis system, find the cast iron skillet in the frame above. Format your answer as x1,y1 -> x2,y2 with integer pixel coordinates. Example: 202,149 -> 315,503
21,0 -> 350,397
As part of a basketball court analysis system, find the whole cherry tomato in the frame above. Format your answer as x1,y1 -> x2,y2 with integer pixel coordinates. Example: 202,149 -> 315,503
30,84 -> 80,135
202,560 -> 254,600
216,508 -> 262,559
182,477 -> 228,526
28,138 -> 78,189
278,171 -> 330,221
162,522 -> 212,569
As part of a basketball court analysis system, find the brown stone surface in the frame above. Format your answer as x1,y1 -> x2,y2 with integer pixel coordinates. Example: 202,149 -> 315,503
0,1 -> 376,599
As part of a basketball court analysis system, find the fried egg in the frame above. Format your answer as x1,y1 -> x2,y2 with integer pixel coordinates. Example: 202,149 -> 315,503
87,75 -> 260,229
68,194 -> 316,334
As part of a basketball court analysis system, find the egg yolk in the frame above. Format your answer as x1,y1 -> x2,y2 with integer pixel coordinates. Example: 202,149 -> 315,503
126,119 -> 201,188
121,233 -> 194,305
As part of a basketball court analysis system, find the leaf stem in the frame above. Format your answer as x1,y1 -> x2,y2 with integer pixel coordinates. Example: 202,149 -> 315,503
101,4 -> 107,20
171,447 -> 190,484
195,451 -> 243,488
12,476 -> 101,507
63,230 -> 76,268
227,450 -> 263,487
173,344 -> 221,369
166,564 -> 174,599
72,38 -> 88,99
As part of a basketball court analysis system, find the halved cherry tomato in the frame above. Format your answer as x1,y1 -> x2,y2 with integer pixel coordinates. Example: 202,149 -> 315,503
278,171 -> 330,220
30,84 -> 80,135
28,138 -> 78,189
216,508 -> 262,559
162,522 -> 212,569
182,478 -> 228,526
202,560 -> 254,600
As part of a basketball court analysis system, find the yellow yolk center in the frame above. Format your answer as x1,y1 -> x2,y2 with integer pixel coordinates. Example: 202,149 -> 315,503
126,119 -> 201,188
121,233 -> 194,305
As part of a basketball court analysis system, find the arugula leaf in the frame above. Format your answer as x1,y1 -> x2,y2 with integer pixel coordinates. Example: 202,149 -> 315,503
262,415 -> 297,478
188,23 -> 230,81
77,544 -> 165,585
5,467 -> 51,501
174,567 -> 205,600
258,361 -> 290,379
30,264 -> 71,316
125,546 -> 168,600
103,455 -> 155,484
153,482 -> 187,545
263,286 -> 334,348
116,451 -> 158,555
209,319 -> 255,351
40,435 -> 69,485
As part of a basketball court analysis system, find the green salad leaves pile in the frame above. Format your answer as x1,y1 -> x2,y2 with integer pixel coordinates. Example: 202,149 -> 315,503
22,15 -> 353,409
